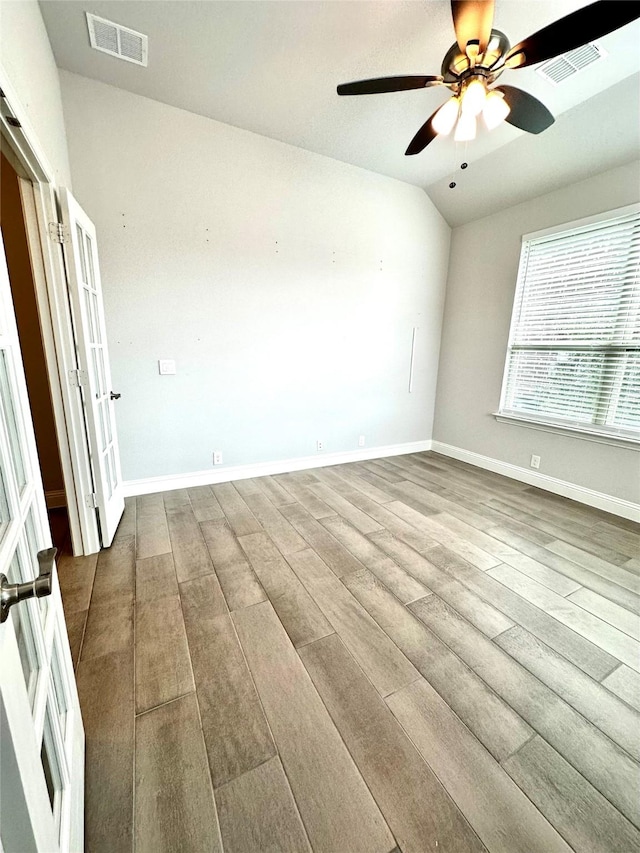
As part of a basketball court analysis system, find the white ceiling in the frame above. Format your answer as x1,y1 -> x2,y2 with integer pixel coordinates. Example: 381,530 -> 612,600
40,1 -> 640,224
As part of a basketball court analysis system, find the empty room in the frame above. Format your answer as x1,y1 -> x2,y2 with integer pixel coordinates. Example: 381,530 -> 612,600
0,1 -> 639,851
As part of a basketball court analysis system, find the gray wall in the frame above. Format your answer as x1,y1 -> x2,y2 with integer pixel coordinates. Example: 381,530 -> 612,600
433,159 -> 640,504
60,71 -> 451,482
1,0 -> 71,185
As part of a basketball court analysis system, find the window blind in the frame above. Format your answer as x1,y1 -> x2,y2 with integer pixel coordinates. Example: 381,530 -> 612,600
499,208 -> 640,440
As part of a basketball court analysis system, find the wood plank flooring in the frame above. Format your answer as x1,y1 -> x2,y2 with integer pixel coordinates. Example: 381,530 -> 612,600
56,451 -> 640,853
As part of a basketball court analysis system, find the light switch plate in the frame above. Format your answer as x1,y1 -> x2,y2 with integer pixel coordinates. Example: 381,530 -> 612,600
158,359 -> 176,375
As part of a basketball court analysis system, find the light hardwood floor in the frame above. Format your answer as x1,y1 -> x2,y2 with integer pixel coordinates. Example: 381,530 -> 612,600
56,452 -> 640,853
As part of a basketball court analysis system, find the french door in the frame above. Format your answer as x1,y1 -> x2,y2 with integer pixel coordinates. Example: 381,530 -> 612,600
59,189 -> 124,547
0,230 -> 84,850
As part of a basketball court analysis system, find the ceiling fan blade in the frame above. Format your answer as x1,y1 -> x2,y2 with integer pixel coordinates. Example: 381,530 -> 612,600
451,0 -> 495,54
337,76 -> 443,95
505,1 -> 640,69
496,85 -> 555,134
405,107 -> 441,156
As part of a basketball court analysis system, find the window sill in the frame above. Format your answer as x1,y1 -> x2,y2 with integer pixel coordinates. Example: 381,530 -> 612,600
493,413 -> 640,449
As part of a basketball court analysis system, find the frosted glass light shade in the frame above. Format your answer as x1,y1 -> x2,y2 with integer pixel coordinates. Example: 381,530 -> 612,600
454,111 -> 476,141
461,78 -> 486,116
432,98 -> 460,135
483,90 -> 510,130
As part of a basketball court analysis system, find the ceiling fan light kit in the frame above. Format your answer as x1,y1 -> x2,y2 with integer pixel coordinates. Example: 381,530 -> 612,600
432,97 -> 460,135
337,0 -> 640,157
454,110 -> 476,142
460,78 -> 487,116
483,89 -> 510,130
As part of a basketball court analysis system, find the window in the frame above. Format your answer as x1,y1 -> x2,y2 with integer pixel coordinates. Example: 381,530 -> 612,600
498,205 -> 640,442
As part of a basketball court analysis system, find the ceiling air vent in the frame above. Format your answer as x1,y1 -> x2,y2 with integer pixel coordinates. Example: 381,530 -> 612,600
536,42 -> 605,85
86,13 -> 148,67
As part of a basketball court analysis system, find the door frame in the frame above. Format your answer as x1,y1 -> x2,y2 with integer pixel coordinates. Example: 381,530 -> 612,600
0,62 -> 100,555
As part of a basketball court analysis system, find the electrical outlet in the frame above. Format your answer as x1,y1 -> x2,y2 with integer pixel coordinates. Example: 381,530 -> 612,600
158,359 -> 176,375
213,451 -> 223,465
358,435 -> 365,447
530,454 -> 541,469
316,440 -> 324,452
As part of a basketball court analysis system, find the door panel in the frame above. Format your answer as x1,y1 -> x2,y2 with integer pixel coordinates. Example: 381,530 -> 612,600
59,188 -> 124,546
0,229 -> 84,852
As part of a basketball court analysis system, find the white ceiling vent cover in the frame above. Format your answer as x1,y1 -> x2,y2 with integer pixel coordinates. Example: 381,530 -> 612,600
536,42 -> 605,85
86,13 -> 148,67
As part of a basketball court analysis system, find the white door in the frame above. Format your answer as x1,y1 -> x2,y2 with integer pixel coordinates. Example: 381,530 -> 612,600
59,189 -> 124,547
0,232 -> 84,852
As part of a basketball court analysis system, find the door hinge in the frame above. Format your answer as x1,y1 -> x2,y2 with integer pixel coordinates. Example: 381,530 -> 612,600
68,368 -> 86,388
85,493 -> 97,509
48,222 -> 70,244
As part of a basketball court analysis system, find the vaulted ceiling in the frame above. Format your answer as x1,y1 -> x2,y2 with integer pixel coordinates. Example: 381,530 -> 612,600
40,1 -> 640,224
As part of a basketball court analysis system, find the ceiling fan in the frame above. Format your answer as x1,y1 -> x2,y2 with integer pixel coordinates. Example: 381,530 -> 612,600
337,0 -> 640,155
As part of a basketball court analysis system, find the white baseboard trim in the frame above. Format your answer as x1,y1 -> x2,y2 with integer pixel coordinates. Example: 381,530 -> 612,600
45,489 -> 67,509
431,441 -> 640,523
122,440 -> 433,498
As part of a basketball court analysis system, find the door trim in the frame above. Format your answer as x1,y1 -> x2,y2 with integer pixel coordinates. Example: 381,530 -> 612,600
1,62 -> 101,554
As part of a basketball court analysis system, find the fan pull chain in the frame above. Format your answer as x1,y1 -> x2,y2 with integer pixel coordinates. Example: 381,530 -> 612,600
449,142 -> 471,188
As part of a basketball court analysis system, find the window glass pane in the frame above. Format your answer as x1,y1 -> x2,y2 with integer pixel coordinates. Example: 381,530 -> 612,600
84,288 -> 96,344
606,353 -> 640,430
105,399 -> 113,444
109,447 -> 118,490
0,695 -> 35,853
0,349 -> 27,494
98,401 -> 107,453
25,505 -> 48,617
76,224 -> 87,284
91,348 -> 106,398
91,292 -> 102,343
40,704 -> 65,831
0,466 -> 11,546
91,348 -> 108,400
501,210 -> 640,437
91,348 -> 101,398
505,351 -> 606,425
7,551 -> 39,701
519,223 -> 638,346
41,740 -> 56,811
105,446 -> 114,499
85,233 -> 95,289
51,643 -> 69,741
97,348 -> 106,396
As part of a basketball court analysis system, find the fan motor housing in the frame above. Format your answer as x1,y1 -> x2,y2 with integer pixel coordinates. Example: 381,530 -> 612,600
441,29 -> 511,84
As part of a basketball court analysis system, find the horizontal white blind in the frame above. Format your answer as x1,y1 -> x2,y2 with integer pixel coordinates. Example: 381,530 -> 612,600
500,209 -> 640,439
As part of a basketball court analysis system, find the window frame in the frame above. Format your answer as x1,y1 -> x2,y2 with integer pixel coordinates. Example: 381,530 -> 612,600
495,202 -> 640,446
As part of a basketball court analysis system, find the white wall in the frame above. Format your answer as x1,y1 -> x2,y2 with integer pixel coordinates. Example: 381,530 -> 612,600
59,71 -> 450,482
433,160 -> 640,504
0,0 -> 71,186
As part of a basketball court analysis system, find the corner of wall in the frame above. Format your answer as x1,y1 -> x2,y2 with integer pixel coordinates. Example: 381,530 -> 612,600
0,0 -> 72,187
431,160 -> 640,507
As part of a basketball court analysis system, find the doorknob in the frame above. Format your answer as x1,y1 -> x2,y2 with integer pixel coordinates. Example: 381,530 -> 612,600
0,547 -> 57,623
110,391 -> 121,400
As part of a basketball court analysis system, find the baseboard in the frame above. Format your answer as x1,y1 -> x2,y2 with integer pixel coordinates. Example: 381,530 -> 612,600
122,440 -> 433,498
431,441 -> 640,523
45,489 -> 67,509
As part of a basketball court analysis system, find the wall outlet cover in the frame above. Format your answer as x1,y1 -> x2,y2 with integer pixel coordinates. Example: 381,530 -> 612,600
530,454 -> 541,469
213,451 -> 223,465
358,435 -> 366,447
159,359 -> 176,375
316,440 -> 324,452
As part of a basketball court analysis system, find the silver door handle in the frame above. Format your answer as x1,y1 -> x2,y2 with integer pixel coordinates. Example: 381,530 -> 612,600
0,547 -> 57,623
